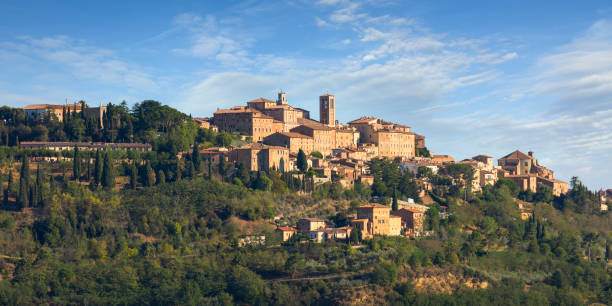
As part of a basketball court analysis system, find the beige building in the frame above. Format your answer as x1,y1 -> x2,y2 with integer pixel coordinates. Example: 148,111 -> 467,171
297,218 -> 326,234
334,127 -> 360,149
228,143 -> 290,172
498,150 -> 568,196
391,208 -> 425,233
24,103 -> 107,125
20,141 -> 151,152
263,131 -> 314,155
355,203 -> 402,237
213,107 -> 283,142
348,117 -> 416,159
276,227 -> 297,242
291,120 -> 336,156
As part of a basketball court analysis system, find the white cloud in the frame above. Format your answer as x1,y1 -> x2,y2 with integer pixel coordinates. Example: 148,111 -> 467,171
1,35 -> 159,93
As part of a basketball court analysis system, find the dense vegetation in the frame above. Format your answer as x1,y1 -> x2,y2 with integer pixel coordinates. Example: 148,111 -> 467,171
0,100 -> 610,305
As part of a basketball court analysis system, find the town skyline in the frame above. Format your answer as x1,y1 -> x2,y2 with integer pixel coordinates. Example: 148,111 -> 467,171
1,1 -> 611,189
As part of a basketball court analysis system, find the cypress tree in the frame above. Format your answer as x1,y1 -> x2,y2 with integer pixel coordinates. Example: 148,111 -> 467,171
297,149 -> 307,172
192,143 -> 201,171
101,152 -> 115,189
35,164 -> 43,207
7,169 -> 14,195
94,149 -> 102,186
73,147 -> 81,181
157,169 -> 166,185
18,155 -> 30,208
175,161 -> 182,182
186,160 -> 194,179
392,189 -> 399,211
129,163 -> 138,189
144,163 -> 154,187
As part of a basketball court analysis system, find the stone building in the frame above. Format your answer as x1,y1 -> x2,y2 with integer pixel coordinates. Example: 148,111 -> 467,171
228,143 -> 289,172
354,203 -> 402,237
348,117 -> 416,159
24,103 -> 107,125
297,218 -> 326,234
391,208 -> 425,233
498,150 -> 568,196
290,120 -> 335,156
263,131 -> 314,155
213,107 -> 283,142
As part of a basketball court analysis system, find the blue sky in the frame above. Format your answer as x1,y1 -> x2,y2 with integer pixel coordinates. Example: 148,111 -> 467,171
1,0 -> 611,189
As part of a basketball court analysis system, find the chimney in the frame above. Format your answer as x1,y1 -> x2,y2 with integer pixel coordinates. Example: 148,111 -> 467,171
528,151 -> 534,158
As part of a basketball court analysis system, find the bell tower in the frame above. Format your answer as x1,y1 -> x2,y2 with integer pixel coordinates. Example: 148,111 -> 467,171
277,91 -> 287,105
319,94 -> 335,126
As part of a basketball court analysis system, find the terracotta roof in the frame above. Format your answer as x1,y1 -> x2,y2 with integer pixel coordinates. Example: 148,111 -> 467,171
275,131 -> 312,139
398,208 -> 424,214
235,143 -> 289,151
320,94 -> 335,97
277,227 -> 297,231
247,98 -> 277,104
300,217 -> 324,222
473,154 -> 492,159
500,150 -> 532,160
295,118 -> 333,130
348,117 -> 378,124
24,103 -> 82,110
359,203 -> 390,209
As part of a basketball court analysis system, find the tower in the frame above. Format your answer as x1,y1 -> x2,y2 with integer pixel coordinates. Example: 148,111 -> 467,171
319,94 -> 335,126
277,91 -> 287,105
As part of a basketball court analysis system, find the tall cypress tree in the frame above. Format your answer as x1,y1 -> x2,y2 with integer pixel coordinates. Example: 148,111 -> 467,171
94,149 -> 102,186
157,169 -> 166,185
35,164 -> 43,207
7,169 -> 14,195
186,160 -> 194,179
73,147 -> 81,181
144,163 -> 154,187
192,142 -> 201,171
101,152 -> 115,189
18,155 -> 30,208
129,163 -> 138,189
175,161 -> 182,182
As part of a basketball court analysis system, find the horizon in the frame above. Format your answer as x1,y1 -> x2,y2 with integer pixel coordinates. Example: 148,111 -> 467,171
1,0 -> 611,190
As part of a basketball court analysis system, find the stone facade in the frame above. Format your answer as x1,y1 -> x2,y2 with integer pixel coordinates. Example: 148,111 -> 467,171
263,132 -> 314,155
356,203 -> 401,236
348,117 -> 416,159
228,143 -> 289,172
498,150 -> 568,196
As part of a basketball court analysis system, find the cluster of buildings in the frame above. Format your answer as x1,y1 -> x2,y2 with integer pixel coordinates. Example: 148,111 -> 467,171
276,201 -> 430,243
399,150 -> 569,197
204,92 -> 426,186
497,150 -> 568,196
24,103 -> 107,126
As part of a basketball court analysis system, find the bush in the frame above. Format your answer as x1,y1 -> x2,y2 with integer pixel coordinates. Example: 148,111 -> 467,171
371,261 -> 398,286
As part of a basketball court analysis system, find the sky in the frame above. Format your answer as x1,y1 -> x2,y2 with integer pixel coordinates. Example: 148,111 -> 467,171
1,0 -> 611,189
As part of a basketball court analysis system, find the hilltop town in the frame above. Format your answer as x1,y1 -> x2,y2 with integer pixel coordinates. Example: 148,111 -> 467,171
0,95 -> 610,304
16,93 -> 599,242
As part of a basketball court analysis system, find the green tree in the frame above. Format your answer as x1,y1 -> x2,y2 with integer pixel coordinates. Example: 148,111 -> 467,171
297,149 -> 308,172
144,163 -> 155,187
93,149 -> 103,186
425,207 -> 440,232
101,152 -> 115,189
392,189 -> 399,211
129,163 -> 138,189
310,151 -> 323,159
18,155 -> 30,208
371,261 -> 398,286
191,142 -> 201,171
156,169 -> 166,185
72,147 -> 81,181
